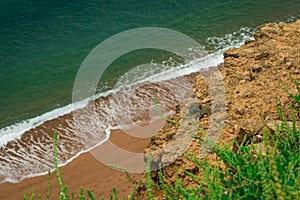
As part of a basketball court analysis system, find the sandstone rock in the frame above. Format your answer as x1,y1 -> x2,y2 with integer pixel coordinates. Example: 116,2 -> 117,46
142,20 -> 300,195
223,48 -> 240,58
227,128 -> 234,134
202,97 -> 211,104
286,62 -> 292,68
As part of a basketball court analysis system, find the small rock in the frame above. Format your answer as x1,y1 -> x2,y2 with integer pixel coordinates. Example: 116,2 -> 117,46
235,108 -> 244,115
228,128 -> 234,133
196,92 -> 202,98
202,97 -> 211,104
150,145 -> 157,150
286,62 -> 292,68
240,80 -> 246,83
244,39 -> 254,44
256,135 -> 262,139
223,49 -> 240,58
234,124 -> 238,131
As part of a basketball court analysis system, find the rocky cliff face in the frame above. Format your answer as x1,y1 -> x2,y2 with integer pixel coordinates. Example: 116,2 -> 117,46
221,20 -> 300,150
141,20 -> 300,196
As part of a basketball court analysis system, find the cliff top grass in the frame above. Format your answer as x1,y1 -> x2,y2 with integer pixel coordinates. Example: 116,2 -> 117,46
24,76 -> 299,200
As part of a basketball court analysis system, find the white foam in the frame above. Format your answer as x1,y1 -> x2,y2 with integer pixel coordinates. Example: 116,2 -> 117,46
0,28 -> 254,183
206,27 -> 254,51
0,99 -> 85,146
0,84 -> 126,147
0,35 -> 251,148
0,126 -> 111,184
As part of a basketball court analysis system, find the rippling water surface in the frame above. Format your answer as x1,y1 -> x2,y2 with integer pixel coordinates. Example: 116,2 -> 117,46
0,0 -> 299,183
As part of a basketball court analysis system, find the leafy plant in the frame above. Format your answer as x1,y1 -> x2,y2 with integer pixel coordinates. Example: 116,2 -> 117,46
24,79 -> 299,200
146,79 -> 299,200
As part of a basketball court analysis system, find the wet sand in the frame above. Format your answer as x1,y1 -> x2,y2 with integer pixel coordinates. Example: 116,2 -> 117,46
0,120 -> 166,199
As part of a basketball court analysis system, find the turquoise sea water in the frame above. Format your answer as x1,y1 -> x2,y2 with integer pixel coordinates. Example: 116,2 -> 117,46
0,0 -> 300,183
1,0 -> 299,129
0,0 -> 300,127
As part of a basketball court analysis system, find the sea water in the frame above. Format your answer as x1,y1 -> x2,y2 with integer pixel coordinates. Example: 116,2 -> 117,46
0,0 -> 299,183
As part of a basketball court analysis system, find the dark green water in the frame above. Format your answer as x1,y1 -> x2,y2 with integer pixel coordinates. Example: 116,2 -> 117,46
1,0 -> 300,128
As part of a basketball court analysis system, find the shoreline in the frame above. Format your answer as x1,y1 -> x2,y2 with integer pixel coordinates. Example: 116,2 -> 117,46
1,19 -> 299,199
0,120 -> 167,199
0,70 -> 200,185
141,19 -> 300,198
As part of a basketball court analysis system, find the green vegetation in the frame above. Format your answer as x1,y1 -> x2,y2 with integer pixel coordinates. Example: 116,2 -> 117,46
24,79 -> 299,199
149,79 -> 299,199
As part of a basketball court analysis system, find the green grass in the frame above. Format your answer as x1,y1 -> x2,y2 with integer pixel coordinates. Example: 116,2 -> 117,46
150,79 -> 300,200
24,79 -> 299,199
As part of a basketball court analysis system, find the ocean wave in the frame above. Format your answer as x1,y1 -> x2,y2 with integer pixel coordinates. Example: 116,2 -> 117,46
0,27 -> 252,184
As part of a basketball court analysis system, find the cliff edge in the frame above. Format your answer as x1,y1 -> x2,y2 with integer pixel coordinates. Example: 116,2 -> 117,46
139,19 -> 300,198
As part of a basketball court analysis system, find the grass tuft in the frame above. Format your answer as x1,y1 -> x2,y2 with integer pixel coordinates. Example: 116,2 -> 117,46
24,78 -> 299,199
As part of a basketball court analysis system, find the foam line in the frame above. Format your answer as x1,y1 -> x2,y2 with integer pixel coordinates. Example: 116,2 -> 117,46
0,28 -> 254,183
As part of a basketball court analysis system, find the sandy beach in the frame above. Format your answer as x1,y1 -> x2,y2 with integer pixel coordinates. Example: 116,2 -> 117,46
1,14 -> 299,200
0,121 -> 164,199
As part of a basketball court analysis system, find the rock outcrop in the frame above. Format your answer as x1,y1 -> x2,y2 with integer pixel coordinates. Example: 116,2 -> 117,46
140,20 -> 300,198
